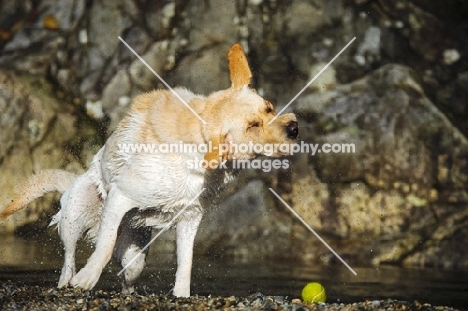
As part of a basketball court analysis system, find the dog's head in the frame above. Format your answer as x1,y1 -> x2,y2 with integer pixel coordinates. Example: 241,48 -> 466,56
202,44 -> 298,169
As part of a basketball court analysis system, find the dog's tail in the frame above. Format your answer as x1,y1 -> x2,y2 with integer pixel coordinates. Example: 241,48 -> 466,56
0,169 -> 78,218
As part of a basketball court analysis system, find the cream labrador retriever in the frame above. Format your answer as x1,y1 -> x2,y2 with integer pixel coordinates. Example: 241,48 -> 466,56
1,43 -> 298,297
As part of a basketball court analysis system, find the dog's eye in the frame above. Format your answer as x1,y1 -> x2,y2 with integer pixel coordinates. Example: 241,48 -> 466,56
248,120 -> 261,128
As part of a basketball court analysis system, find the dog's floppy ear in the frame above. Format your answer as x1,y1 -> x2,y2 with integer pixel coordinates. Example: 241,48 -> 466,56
203,134 -> 224,170
228,43 -> 252,89
203,132 -> 235,170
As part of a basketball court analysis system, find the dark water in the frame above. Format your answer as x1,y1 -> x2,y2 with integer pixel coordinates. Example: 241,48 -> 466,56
0,234 -> 467,309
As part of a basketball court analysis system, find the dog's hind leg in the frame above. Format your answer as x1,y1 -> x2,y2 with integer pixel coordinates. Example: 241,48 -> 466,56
70,185 -> 135,290
173,211 -> 203,297
114,210 -> 152,294
57,175 -> 102,288
57,189 -> 79,288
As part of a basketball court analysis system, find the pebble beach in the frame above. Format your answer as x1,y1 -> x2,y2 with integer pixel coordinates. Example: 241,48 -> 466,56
0,281 -> 461,311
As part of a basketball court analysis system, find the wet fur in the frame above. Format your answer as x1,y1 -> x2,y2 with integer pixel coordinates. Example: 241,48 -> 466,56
0,44 -> 298,297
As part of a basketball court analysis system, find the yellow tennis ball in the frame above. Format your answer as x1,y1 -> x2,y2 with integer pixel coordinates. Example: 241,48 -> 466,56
301,282 -> 326,303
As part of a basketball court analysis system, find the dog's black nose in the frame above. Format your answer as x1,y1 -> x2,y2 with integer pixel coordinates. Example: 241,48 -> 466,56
286,121 -> 298,139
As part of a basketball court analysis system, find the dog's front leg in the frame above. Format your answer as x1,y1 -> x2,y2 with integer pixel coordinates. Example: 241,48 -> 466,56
70,185 -> 135,290
173,211 -> 203,297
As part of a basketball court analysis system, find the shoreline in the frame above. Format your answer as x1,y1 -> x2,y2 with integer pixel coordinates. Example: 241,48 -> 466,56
0,281 -> 462,311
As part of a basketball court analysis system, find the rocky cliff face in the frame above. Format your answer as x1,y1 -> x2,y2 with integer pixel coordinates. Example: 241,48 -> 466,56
0,0 -> 467,268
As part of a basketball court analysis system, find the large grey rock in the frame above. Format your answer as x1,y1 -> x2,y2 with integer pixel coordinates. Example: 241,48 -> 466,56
196,179 -> 292,260
167,44 -> 231,95
0,73 -> 28,161
0,0 -> 467,270
0,73 -> 96,232
290,64 -> 468,267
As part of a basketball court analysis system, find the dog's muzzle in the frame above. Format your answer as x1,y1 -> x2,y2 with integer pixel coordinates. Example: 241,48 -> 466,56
286,121 -> 299,139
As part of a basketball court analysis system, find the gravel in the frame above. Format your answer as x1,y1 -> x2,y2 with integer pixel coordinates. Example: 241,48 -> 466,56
0,281 -> 461,311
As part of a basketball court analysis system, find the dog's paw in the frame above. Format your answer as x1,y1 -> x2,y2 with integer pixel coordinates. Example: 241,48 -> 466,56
121,283 -> 136,295
58,269 -> 75,288
57,265 -> 76,288
69,266 -> 101,290
173,283 -> 190,298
